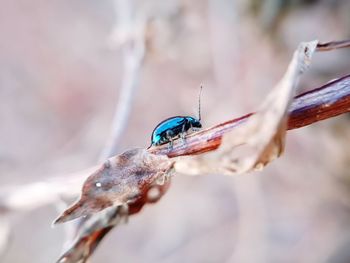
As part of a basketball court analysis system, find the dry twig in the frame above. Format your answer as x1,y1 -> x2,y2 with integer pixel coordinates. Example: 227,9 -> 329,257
150,74 -> 350,158
99,0 -> 146,160
316,39 -> 350,51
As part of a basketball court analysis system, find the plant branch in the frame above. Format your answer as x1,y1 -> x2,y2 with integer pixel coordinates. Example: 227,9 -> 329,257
99,0 -> 145,160
316,39 -> 350,51
148,74 -> 350,157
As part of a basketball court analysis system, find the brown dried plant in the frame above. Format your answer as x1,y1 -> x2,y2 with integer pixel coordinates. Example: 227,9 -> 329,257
49,40 -> 350,262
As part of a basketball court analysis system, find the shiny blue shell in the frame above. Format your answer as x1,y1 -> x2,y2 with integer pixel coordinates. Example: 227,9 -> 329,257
151,116 -> 202,146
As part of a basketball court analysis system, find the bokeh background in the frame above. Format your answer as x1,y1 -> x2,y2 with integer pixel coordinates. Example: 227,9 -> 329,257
1,0 -> 350,262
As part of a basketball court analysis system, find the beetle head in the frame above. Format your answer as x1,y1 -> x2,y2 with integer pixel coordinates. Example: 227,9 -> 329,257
188,117 -> 202,128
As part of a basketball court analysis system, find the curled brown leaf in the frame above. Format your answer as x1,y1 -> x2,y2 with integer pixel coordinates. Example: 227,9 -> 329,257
56,181 -> 171,263
175,40 -> 319,175
218,40 -> 319,173
54,149 -> 174,224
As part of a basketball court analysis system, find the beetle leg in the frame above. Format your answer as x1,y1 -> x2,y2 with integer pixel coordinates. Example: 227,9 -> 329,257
167,139 -> 174,150
180,124 -> 187,144
166,130 -> 174,150
170,139 -> 175,149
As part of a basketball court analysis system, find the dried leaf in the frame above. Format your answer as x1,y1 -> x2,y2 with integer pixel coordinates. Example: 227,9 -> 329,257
175,40 -> 318,175
56,181 -> 171,263
53,148 -> 174,224
56,206 -> 127,263
218,40 -> 318,174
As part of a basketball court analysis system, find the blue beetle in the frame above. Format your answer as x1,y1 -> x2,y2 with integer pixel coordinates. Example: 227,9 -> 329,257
151,87 -> 203,147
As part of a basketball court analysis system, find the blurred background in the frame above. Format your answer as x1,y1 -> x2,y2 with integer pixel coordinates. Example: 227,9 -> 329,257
0,0 -> 350,262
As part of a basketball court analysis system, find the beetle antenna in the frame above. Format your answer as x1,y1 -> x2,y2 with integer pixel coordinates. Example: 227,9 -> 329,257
198,85 -> 203,121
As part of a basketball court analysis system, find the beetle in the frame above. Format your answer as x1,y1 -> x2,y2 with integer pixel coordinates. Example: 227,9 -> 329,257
150,87 -> 203,147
